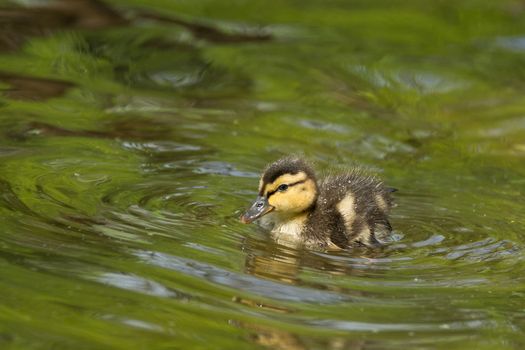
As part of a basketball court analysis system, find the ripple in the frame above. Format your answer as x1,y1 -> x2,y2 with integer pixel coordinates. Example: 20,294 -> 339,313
339,133 -> 417,159
96,272 -> 181,298
298,119 -> 349,134
475,116 -> 525,138
101,315 -> 165,332
308,318 -> 496,332
410,234 -> 445,248
443,238 -> 518,262
94,224 -> 152,244
134,250 -> 348,303
350,65 -> 469,94
73,172 -> 110,185
122,141 -> 201,153
194,161 -> 259,178
150,71 -> 202,88
495,35 -> 525,52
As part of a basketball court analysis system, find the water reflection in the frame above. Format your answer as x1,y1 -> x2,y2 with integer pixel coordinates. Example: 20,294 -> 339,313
232,321 -> 307,350
242,235 -> 395,286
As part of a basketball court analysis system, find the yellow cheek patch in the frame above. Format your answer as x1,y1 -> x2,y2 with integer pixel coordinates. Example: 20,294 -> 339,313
268,179 -> 317,213
264,172 -> 307,195
267,192 -> 279,207
268,191 -> 302,210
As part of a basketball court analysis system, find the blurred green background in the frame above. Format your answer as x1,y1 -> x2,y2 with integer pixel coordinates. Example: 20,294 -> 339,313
0,0 -> 524,349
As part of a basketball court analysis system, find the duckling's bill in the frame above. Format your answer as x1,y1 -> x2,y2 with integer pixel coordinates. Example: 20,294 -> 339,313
240,196 -> 274,224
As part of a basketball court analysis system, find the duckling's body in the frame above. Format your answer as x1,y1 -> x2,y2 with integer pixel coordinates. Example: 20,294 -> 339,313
241,156 -> 394,249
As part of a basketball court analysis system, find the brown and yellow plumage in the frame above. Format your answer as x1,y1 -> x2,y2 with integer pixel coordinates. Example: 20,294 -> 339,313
241,156 -> 395,249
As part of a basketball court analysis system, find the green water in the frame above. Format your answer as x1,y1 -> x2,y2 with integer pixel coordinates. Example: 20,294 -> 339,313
0,0 -> 524,349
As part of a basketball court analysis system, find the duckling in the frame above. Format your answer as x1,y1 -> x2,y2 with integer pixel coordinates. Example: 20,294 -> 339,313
240,156 -> 395,249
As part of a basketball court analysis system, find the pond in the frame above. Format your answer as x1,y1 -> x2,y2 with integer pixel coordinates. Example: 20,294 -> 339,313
0,0 -> 524,349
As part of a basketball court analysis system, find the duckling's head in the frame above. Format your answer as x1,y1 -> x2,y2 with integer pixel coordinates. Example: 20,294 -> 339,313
241,156 -> 318,224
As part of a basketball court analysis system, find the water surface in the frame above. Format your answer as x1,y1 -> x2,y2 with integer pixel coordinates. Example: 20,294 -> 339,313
0,0 -> 524,349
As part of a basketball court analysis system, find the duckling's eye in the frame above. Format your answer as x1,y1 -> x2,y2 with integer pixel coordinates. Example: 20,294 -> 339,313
277,184 -> 289,192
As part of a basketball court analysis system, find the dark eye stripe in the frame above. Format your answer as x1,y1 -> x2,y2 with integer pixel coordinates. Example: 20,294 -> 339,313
266,179 -> 306,198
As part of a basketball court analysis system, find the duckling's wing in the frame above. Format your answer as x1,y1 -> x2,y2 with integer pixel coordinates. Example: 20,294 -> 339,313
319,171 -> 394,246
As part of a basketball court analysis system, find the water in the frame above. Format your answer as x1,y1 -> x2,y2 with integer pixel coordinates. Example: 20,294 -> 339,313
0,0 -> 524,349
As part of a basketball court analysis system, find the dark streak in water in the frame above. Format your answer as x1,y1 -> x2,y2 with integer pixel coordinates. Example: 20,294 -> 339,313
0,72 -> 75,101
137,12 -> 273,44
